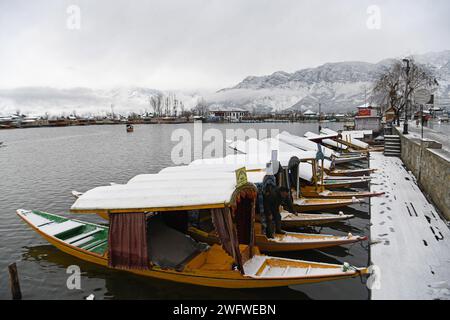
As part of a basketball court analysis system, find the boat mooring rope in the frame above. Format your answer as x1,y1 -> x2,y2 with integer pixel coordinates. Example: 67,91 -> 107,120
342,262 -> 366,284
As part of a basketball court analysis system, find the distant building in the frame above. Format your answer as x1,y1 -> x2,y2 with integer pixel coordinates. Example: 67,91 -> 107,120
208,109 -> 249,122
303,109 -> 318,118
384,107 -> 396,123
354,105 -> 382,133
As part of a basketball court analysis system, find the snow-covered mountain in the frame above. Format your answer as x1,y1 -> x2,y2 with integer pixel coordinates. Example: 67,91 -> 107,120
215,51 -> 450,112
1,50 -> 449,116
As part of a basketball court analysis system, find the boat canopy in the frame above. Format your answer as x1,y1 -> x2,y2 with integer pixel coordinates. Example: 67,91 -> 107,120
321,128 -> 369,149
228,137 -> 302,156
129,169 -> 268,185
206,147 -> 318,182
190,154 -> 270,170
277,132 -> 336,159
225,139 -> 330,182
341,130 -> 372,139
304,131 -> 349,150
71,172 -> 257,214
226,139 -> 318,165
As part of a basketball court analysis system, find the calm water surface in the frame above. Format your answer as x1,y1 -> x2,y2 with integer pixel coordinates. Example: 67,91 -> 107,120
0,123 -> 370,300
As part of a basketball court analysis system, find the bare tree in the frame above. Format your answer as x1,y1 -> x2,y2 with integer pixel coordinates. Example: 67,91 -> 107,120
372,58 -> 437,124
193,98 -> 209,116
179,101 -> 185,117
149,94 -> 163,117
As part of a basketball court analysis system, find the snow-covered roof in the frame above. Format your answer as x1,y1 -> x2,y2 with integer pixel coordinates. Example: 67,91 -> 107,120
71,172 -> 256,213
303,109 -> 317,115
209,107 -> 248,112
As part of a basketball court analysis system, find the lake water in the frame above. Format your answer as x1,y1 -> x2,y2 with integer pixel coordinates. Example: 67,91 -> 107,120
0,122 -> 370,300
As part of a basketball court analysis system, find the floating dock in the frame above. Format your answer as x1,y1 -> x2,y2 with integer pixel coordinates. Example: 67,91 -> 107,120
370,152 -> 450,300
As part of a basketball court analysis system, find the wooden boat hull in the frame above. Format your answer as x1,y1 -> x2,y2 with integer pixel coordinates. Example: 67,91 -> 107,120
17,209 -> 367,289
280,212 -> 354,227
333,156 -> 367,164
188,227 -> 366,252
323,175 -> 372,181
326,168 -> 375,177
319,179 -> 370,189
293,198 -> 358,212
301,188 -> 384,199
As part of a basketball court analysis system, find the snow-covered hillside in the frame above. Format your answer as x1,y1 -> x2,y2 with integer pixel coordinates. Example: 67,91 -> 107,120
215,51 -> 450,112
1,51 -> 449,116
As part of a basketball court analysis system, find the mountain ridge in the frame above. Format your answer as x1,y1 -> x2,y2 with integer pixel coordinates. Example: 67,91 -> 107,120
1,50 -> 449,116
215,51 -> 450,112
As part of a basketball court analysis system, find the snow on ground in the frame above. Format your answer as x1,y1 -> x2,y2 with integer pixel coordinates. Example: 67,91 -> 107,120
370,152 -> 450,300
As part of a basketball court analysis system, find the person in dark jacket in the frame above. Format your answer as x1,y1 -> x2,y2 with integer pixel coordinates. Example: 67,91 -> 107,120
263,185 -> 295,238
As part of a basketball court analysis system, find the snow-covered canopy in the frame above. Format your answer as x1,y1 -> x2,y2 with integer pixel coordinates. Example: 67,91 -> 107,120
192,154 -> 316,182
341,130 -> 373,139
129,168 -> 267,185
228,137 -> 301,155
304,131 -> 348,150
277,132 -> 336,158
321,128 -> 369,149
226,139 -> 322,178
71,172 -> 256,213
190,154 -> 270,169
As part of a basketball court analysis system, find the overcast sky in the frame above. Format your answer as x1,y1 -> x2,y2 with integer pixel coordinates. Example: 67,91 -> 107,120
1,0 -> 449,91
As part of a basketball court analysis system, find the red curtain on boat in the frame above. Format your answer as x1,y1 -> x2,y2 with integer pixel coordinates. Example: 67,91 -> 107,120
233,189 -> 256,259
234,196 -> 254,246
211,208 -> 243,273
108,212 -> 149,270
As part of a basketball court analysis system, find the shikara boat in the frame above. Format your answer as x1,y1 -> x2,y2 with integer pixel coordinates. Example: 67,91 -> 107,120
279,211 -> 354,228
293,197 -> 358,212
188,224 -> 366,253
18,172 -> 367,289
323,175 -> 372,181
124,167 -> 359,224
300,187 -> 384,199
225,137 -> 371,182
318,178 -> 370,189
277,132 -> 368,165
321,128 -> 369,151
324,168 -> 375,177
18,210 -> 364,288
155,163 -> 363,213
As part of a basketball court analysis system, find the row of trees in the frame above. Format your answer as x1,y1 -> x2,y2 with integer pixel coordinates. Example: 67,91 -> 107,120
149,94 -> 211,118
149,93 -> 187,117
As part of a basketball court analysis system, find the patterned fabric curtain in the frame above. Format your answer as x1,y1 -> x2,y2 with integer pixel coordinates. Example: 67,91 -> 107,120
108,212 -> 149,270
211,208 -> 243,273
